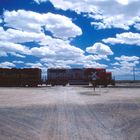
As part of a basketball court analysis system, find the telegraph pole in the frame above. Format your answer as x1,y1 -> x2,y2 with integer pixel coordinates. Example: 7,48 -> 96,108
133,66 -> 135,81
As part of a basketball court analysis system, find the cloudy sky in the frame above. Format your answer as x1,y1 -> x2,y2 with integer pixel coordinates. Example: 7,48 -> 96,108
0,0 -> 140,80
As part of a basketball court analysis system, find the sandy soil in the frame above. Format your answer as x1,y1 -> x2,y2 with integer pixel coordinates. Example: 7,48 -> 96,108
0,86 -> 140,140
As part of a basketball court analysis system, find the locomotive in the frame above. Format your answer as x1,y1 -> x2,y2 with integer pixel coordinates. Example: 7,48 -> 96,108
47,68 -> 115,87
0,68 -> 41,87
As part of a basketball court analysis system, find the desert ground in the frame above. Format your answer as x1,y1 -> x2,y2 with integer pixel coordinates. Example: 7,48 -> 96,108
0,86 -> 140,140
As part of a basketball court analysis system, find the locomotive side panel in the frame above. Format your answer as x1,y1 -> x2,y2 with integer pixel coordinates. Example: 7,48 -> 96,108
69,68 -> 89,85
47,69 -> 68,86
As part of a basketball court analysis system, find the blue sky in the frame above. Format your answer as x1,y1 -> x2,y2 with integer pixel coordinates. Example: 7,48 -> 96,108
0,0 -> 140,80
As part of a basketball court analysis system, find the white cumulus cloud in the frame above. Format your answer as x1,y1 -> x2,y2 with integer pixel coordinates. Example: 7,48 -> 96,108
0,62 -> 16,68
25,62 -> 44,68
111,55 -> 139,78
0,27 -> 46,43
134,23 -> 140,30
34,0 -> 140,30
115,55 -> 139,61
4,10 -> 82,40
103,32 -> 140,46
86,42 -> 113,56
13,61 -> 24,64
0,41 -> 30,57
33,0 -> 47,4
0,18 -> 2,23
0,51 -> 7,57
1,9 -> 108,69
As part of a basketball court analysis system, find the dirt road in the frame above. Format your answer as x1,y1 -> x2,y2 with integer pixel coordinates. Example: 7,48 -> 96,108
0,86 -> 140,140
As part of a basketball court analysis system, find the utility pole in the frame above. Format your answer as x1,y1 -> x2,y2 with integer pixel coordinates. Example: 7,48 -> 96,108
133,66 -> 135,81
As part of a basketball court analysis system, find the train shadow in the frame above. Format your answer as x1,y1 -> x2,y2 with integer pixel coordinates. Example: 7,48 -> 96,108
79,91 -> 101,96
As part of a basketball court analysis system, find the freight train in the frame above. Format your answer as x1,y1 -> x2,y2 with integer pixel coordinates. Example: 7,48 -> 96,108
0,68 -> 115,87
0,68 -> 41,87
47,68 -> 115,87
